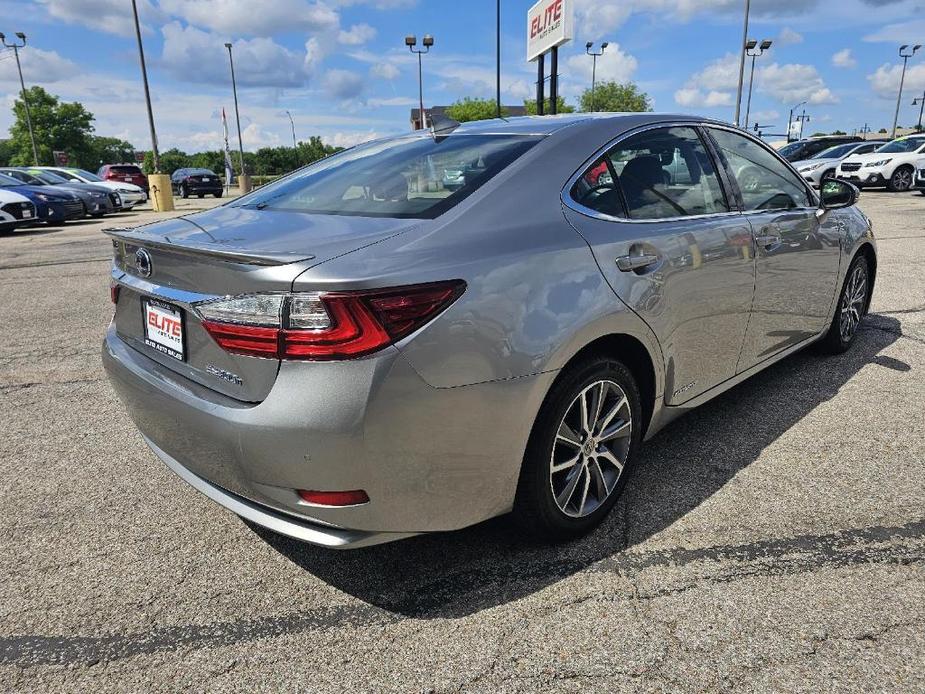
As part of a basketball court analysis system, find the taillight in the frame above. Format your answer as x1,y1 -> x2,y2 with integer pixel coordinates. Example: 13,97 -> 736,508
197,281 -> 465,361
110,282 -> 120,304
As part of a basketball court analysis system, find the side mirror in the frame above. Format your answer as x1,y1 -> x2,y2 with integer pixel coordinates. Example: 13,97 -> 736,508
819,178 -> 859,210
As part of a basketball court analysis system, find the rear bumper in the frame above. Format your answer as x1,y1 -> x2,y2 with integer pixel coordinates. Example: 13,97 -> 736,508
102,324 -> 552,547
179,183 -> 223,195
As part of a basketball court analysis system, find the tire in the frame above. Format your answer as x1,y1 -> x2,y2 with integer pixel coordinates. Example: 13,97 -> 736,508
180,184 -> 189,199
513,356 -> 642,542
887,165 -> 914,192
213,191 -> 223,198
819,253 -> 870,354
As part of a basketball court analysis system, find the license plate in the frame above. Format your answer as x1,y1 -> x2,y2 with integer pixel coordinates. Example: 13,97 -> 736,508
202,177 -> 211,182
123,177 -> 132,181
22,210 -> 32,218
143,299 -> 185,361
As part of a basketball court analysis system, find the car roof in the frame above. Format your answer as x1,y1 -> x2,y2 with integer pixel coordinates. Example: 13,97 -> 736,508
438,112 -> 723,137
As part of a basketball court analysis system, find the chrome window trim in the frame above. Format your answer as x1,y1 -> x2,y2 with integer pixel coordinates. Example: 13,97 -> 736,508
560,120 -> 746,225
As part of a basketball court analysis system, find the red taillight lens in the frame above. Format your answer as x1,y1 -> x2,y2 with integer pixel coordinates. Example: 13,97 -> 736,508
198,281 -> 465,361
110,283 -> 120,304
297,489 -> 370,506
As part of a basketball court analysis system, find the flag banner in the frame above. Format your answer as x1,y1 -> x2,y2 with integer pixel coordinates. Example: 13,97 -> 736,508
222,107 -> 235,185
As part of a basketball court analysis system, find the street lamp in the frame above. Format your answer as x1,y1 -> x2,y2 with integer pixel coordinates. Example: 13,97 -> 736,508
744,38 -> 772,129
285,110 -> 297,148
585,41 -> 609,112
224,42 -> 250,191
787,100 -> 807,143
406,34 -> 434,130
913,94 -> 925,132
0,32 -> 39,165
734,0 -> 752,126
892,44 -> 921,139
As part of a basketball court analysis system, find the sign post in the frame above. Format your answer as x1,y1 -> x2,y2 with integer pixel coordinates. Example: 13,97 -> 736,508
527,0 -> 572,116
52,151 -> 69,166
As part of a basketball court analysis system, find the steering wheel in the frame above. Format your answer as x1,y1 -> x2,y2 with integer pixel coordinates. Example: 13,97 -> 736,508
578,183 -> 616,205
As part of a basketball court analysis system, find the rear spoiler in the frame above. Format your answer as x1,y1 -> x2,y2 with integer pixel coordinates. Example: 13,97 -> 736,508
103,226 -> 315,266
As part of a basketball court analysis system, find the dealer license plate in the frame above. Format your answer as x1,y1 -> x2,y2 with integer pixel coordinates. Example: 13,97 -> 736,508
143,298 -> 185,361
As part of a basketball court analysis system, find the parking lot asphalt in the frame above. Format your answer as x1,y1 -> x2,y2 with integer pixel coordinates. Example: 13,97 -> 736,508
0,190 -> 922,693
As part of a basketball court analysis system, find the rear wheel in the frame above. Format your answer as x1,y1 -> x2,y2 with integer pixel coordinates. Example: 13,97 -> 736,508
513,356 -> 642,541
887,165 -> 914,192
197,193 -> 204,199
180,184 -> 189,199
213,191 -> 223,198
819,254 -> 870,353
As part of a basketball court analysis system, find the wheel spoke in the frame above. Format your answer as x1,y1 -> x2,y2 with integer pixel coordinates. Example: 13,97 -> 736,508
588,382 -> 606,434
577,466 -> 591,515
556,466 -> 583,510
598,418 -> 631,443
556,421 -> 582,449
597,448 -> 625,475
579,391 -> 590,436
589,457 -> 609,498
551,452 -> 582,474
597,395 -> 627,434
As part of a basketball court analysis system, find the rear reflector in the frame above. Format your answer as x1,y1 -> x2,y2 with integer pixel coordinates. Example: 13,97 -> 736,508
297,489 -> 370,506
198,280 -> 465,361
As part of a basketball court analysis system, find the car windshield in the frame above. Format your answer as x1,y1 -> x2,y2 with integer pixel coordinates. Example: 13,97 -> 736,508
30,171 -> 71,185
231,133 -> 542,219
51,169 -> 81,181
0,173 -> 22,188
877,138 -> 925,153
811,143 -> 860,159
75,169 -> 103,182
777,142 -> 805,158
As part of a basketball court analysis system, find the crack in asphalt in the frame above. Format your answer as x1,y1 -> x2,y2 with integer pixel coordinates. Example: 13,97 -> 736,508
0,256 -> 110,271
1,518 -> 922,668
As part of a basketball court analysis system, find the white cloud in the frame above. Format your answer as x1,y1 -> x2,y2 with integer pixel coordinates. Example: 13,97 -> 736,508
367,96 -> 416,107
674,88 -> 734,107
434,63 -> 538,102
864,18 -> 925,43
0,47 -> 79,84
565,44 -> 638,84
777,28 -> 804,45
759,63 -> 839,104
832,48 -> 857,68
338,23 -> 377,46
868,62 -> 925,98
322,68 -> 365,100
161,23 -> 309,87
36,0 -> 162,37
370,62 -> 400,80
322,130 -> 380,148
673,53 -> 738,107
240,122 -> 281,148
157,0 -> 338,36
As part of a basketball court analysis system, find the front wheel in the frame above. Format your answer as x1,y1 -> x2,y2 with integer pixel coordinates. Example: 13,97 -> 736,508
180,184 -> 189,199
887,166 -> 914,192
513,356 -> 642,541
819,254 -> 870,354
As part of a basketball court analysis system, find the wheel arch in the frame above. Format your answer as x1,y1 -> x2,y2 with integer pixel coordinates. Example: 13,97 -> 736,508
855,241 -> 877,313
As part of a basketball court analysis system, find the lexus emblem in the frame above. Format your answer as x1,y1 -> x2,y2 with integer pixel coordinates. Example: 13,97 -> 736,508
135,248 -> 153,278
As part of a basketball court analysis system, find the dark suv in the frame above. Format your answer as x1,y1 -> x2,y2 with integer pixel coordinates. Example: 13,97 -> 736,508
98,164 -> 148,193
777,136 -> 862,163
171,168 -> 224,198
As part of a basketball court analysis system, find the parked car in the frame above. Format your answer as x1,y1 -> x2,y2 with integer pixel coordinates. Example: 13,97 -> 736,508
793,140 -> 887,187
39,167 -> 146,210
0,186 -> 36,233
103,114 -> 876,549
777,135 -> 862,162
0,168 -> 118,217
836,134 -> 925,191
0,172 -> 84,225
915,157 -> 925,194
170,168 -> 223,198
98,163 -> 148,193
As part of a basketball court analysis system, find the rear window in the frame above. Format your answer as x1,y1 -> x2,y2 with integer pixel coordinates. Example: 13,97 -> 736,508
231,134 -> 542,219
110,165 -> 142,174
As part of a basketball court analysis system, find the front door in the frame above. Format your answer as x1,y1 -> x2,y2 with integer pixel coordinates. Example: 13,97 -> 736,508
564,125 -> 755,405
706,127 -> 842,370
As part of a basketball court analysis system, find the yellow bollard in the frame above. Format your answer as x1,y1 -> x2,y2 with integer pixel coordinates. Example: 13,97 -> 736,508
147,174 -> 175,212
238,174 -> 253,194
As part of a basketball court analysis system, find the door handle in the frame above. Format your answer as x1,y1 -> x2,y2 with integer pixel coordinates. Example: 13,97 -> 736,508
616,253 -> 659,272
754,234 -> 780,247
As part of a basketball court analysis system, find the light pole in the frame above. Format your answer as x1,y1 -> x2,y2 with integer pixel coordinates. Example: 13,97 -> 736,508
892,44 -> 920,139
744,38 -> 772,129
406,34 -> 433,129
585,41 -> 609,112
786,100 -> 806,143
285,110 -> 297,148
224,41 -> 249,191
1,32 -> 39,165
796,110 -> 810,140
496,0 -> 501,119
912,92 -> 925,132
734,0 -> 751,126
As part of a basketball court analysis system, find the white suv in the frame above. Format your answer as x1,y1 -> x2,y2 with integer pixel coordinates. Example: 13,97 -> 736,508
836,135 -> 925,191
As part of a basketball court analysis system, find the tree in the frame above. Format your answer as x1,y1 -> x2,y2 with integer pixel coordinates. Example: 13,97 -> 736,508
87,136 -> 137,168
523,96 -> 575,115
0,139 -> 13,167
445,98 -> 510,123
7,86 -> 97,166
579,81 -> 651,113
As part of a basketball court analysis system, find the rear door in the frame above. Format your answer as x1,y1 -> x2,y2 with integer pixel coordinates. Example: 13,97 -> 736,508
564,124 -> 756,405
706,126 -> 842,371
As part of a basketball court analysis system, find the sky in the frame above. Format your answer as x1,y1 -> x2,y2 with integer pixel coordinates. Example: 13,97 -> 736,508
1,0 -> 925,153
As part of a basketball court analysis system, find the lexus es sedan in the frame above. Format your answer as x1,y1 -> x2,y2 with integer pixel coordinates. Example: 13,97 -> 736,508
103,114 -> 876,549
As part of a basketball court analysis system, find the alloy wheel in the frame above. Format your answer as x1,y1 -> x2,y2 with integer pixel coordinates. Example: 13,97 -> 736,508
550,380 -> 632,518
892,168 -> 913,191
839,263 -> 867,342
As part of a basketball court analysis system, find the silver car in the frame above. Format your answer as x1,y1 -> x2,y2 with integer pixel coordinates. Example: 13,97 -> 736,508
793,140 -> 887,187
103,114 -> 876,549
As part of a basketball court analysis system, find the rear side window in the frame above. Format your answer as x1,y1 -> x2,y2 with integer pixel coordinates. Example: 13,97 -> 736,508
232,134 -> 541,219
709,128 -> 812,211
571,126 -> 728,220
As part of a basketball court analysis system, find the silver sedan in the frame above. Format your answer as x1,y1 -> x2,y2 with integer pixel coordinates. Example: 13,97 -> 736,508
103,114 -> 876,549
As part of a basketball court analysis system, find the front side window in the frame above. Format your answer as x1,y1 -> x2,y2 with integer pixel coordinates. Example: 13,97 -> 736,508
231,134 -> 541,219
52,170 -> 80,181
571,126 -> 728,220
709,128 -> 812,211
876,138 -> 925,153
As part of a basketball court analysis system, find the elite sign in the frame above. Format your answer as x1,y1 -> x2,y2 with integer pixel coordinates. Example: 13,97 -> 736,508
527,0 -> 573,62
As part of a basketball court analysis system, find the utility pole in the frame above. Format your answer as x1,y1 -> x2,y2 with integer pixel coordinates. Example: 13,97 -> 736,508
892,44 -> 920,139
585,42 -> 609,112
406,34 -> 433,129
744,39 -> 772,129
1,33 -> 39,165
496,0 -> 501,119
734,0 -> 751,126
786,101 -> 806,143
285,110 -> 297,148
224,42 -> 250,193
797,110 -> 810,140
913,92 -> 925,131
